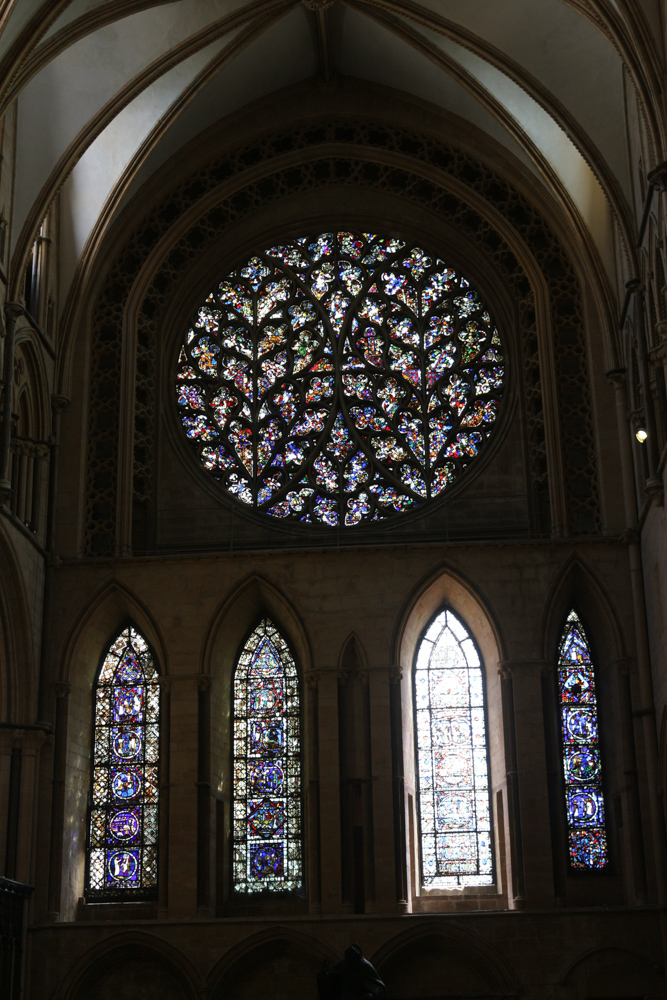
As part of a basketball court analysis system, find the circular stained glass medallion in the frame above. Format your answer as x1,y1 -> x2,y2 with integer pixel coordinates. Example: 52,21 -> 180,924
176,232 -> 505,527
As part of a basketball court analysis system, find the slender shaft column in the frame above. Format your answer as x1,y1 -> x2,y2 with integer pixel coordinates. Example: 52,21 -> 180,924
499,665 -> 524,904
305,672 -> 321,914
196,676 -> 212,914
15,730 -> 46,887
629,281 -> 662,489
499,659 -> 554,907
317,668 -> 342,913
0,304 -> 20,504
607,369 -> 666,901
0,730 -> 18,874
167,674 -> 200,918
616,658 -> 648,903
389,668 -> 408,911
367,665 -> 397,912
654,321 -> 667,445
47,683 -> 70,918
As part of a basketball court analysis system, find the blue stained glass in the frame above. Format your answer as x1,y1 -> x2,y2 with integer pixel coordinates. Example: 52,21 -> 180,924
233,620 -> 302,893
558,611 -> 608,869
87,627 -> 160,899
414,609 -> 493,888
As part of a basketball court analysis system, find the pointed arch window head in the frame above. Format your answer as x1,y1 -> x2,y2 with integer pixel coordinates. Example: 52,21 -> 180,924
414,609 -> 493,889
233,619 -> 303,893
86,626 -> 160,900
558,611 -> 608,869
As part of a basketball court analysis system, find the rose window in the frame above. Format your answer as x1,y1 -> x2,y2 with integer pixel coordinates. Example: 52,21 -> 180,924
175,232 -> 505,527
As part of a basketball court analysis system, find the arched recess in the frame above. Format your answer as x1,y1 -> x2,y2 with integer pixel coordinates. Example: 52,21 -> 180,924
207,927 -> 337,1000
0,521 -> 34,722
560,945 -> 665,999
372,924 -> 519,999
541,555 -> 627,667
54,580 -> 167,919
392,563 -> 508,909
72,99 -> 612,558
56,932 -> 200,1000
540,556 -> 631,902
10,334 -> 51,533
203,572 -> 312,909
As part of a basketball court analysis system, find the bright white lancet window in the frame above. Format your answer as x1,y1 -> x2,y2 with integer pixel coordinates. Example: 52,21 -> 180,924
414,609 -> 493,888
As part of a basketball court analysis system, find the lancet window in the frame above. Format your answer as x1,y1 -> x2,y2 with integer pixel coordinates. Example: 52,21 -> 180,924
86,626 -> 160,899
557,611 -> 608,869
414,609 -> 493,888
233,619 -> 302,892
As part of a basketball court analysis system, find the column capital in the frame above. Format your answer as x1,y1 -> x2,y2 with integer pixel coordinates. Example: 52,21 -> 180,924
197,674 -> 212,693
606,367 -> 628,390
648,161 -> 667,191
615,657 -> 635,676
53,681 -> 71,700
498,659 -> 552,678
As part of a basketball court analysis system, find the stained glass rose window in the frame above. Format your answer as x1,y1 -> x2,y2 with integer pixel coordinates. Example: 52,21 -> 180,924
176,232 -> 505,526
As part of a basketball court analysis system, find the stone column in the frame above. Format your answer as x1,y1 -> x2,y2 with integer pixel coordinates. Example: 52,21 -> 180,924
499,659 -> 554,908
498,665 -> 524,905
0,303 -> 20,506
607,368 -> 666,901
47,682 -> 70,918
616,658 -> 648,904
167,673 -> 200,918
0,729 -> 19,873
317,668 -> 342,913
15,729 -> 47,887
197,676 -> 212,914
304,671 -> 321,914
389,667 -> 408,912
368,665 -> 397,913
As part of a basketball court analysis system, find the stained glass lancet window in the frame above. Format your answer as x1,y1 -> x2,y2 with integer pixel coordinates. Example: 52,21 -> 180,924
557,611 -> 608,869
414,609 -> 493,888
86,626 -> 160,899
233,619 -> 302,892
176,232 -> 505,526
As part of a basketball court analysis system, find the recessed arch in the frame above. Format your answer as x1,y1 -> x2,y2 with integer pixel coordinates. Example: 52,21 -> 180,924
55,931 -> 200,1000
540,555 -> 627,666
207,926 -> 337,1000
372,923 -> 519,997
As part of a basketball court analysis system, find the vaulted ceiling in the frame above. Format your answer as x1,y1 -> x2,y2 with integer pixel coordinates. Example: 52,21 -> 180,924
1,0 -> 664,312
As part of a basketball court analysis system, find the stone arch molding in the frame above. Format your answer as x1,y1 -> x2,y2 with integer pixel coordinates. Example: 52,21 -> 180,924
207,926 -> 337,1000
54,931 -> 201,1000
79,117 -> 603,556
371,923 -> 520,997
203,572 -> 313,692
540,554 -> 628,667
559,945 -> 665,999
0,520 -> 33,722
58,579 -> 169,690
394,561 -> 507,673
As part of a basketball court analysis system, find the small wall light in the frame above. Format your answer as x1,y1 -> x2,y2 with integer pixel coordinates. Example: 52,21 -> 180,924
636,427 -> 648,443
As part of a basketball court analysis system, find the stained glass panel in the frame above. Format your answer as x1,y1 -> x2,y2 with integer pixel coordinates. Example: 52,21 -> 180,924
86,626 -> 160,899
233,620 -> 302,892
414,609 -> 493,888
558,611 -> 609,869
177,232 -> 505,526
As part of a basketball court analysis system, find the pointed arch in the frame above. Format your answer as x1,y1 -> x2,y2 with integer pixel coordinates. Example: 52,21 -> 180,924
58,578 -> 169,687
85,622 -> 161,899
203,572 -> 312,687
232,617 -> 303,894
338,631 -> 369,675
540,555 -> 627,665
413,606 -> 494,888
